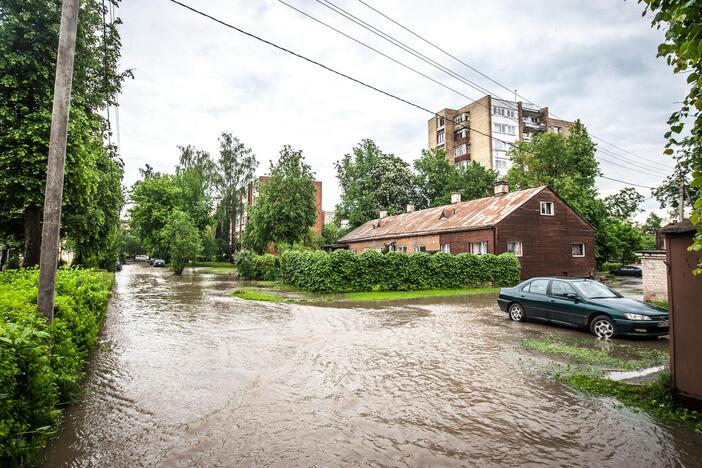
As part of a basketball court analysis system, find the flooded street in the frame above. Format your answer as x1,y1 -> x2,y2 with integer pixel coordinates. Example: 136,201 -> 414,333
44,264 -> 701,467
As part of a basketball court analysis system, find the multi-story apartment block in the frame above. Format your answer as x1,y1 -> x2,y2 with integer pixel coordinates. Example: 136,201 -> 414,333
428,95 -> 574,175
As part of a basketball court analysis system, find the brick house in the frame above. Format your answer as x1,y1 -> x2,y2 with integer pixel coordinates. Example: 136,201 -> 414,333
337,182 -> 595,279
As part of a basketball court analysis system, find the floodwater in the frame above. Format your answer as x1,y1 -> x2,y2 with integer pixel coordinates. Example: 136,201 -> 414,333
44,264 -> 702,467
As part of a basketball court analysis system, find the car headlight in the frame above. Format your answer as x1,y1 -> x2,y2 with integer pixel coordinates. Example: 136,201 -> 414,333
625,313 -> 651,321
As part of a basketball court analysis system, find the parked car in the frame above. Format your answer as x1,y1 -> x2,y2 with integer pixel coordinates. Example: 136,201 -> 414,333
148,258 -> 154,265
152,259 -> 166,267
114,261 -> 122,271
497,277 -> 668,339
135,254 -> 149,262
610,265 -> 642,277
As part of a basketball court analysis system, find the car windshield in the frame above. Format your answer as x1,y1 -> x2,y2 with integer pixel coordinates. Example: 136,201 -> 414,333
572,281 -> 620,299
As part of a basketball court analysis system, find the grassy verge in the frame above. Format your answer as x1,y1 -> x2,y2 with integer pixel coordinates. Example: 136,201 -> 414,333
230,284 -> 499,303
523,338 -> 668,370
560,372 -> 702,433
647,299 -> 669,310
190,261 -> 237,274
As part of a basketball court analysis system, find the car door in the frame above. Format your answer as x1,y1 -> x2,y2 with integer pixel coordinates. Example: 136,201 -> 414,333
518,279 -> 551,320
545,280 -> 587,326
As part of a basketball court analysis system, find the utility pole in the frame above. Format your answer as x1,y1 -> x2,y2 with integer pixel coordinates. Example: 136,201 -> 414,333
678,174 -> 685,222
37,0 -> 80,323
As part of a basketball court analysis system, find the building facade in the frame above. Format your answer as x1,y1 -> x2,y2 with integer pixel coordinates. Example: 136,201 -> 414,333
428,95 -> 574,176
337,183 -> 595,280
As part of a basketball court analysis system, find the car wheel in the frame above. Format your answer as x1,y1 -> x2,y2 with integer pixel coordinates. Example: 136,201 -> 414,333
590,315 -> 616,339
508,303 -> 526,322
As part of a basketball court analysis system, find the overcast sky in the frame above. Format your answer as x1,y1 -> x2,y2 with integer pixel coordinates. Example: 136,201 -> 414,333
115,0 -> 688,219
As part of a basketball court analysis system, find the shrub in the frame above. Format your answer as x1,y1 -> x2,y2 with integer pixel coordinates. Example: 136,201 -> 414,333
602,262 -> 624,272
280,250 -> 521,293
237,251 -> 279,281
0,268 -> 113,465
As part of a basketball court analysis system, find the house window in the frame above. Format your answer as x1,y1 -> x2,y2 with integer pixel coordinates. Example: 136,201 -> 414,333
351,249 -> 357,254
507,241 -> 523,257
454,144 -> 467,157
470,241 -> 488,255
415,245 -> 426,253
437,129 -> 445,144
396,246 -> 407,253
572,243 -> 585,257
441,243 -> 451,253
437,116 -> 445,129
540,201 -> 554,216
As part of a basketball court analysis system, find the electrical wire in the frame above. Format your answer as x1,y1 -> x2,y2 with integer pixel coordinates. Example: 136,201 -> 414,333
165,0 -> 660,192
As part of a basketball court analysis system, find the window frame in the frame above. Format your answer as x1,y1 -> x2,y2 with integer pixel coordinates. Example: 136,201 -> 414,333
441,243 -> 451,254
469,241 -> 488,255
437,129 -> 445,144
507,241 -> 523,257
414,245 -> 426,253
540,201 -> 554,216
571,243 -> 585,258
396,246 -> 407,253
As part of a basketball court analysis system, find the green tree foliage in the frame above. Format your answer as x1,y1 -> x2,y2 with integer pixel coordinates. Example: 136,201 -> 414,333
604,220 -> 647,263
642,212 -> 664,236
245,146 -> 317,252
413,148 -> 496,208
212,133 -> 257,258
640,0 -> 702,270
161,210 -> 202,275
651,146 -> 700,218
322,222 -> 349,245
335,139 -> 417,227
605,188 -> 646,220
0,0 -> 130,265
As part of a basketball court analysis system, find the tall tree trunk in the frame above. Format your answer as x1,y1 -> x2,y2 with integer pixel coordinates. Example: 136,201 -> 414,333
23,205 -> 42,267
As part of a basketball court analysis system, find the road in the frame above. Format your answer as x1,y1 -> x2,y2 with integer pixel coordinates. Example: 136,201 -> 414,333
44,263 -> 701,467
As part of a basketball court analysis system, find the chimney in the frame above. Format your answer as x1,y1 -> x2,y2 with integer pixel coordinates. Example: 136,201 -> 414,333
494,181 -> 509,196
451,192 -> 461,204
406,204 -> 415,213
379,210 -> 388,219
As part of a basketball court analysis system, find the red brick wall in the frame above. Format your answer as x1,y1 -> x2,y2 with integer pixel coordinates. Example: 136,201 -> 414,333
495,188 -> 595,279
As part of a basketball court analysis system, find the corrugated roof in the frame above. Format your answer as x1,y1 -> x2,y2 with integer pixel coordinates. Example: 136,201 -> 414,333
338,186 -> 547,243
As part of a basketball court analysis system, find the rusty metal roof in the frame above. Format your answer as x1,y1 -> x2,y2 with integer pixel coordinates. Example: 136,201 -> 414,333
338,186 -> 547,243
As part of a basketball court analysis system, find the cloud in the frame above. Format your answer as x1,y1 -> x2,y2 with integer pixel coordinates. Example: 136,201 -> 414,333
116,0 -> 687,220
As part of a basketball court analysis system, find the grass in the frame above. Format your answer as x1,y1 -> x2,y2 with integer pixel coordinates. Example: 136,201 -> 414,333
560,372 -> 702,433
231,289 -> 285,302
647,299 -> 669,310
190,261 -> 237,274
523,338 -> 667,370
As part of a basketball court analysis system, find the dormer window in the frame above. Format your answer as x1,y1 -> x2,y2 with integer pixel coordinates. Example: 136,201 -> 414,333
540,201 -> 554,216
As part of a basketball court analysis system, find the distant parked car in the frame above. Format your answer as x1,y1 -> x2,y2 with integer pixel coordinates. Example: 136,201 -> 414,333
152,259 -> 166,267
497,277 -> 668,339
135,254 -> 149,262
148,258 -> 154,265
114,261 -> 122,271
610,265 -> 642,277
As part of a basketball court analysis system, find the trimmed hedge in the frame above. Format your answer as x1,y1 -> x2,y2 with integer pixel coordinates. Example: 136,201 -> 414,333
237,251 -> 279,281
281,250 -> 521,293
0,268 -> 113,465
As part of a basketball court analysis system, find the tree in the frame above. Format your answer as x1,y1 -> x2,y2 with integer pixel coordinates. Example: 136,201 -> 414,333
244,146 -> 317,252
335,139 -> 417,227
322,222 -> 349,245
0,0 -> 130,265
641,0 -> 702,270
642,212 -> 664,236
651,146 -> 700,218
604,187 -> 646,220
413,149 -> 496,208
128,174 -> 181,258
161,210 -> 202,275
174,146 -> 214,232
604,219 -> 647,263
212,133 -> 257,259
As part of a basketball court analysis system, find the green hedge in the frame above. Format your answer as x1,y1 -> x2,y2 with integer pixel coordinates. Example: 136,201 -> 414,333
0,268 -> 113,465
281,250 -> 521,293
602,262 -> 624,272
237,251 -> 279,281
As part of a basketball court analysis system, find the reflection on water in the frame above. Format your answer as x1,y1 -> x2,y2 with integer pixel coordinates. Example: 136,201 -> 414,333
43,264 -> 701,467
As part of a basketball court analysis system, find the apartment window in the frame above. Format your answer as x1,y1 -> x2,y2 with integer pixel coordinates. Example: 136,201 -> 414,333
540,201 -> 554,216
492,106 -> 515,118
437,116 -> 445,129
454,112 -> 467,124
437,129 -> 445,144
457,160 -> 470,169
441,243 -> 451,254
507,241 -> 523,257
396,246 -> 407,253
493,140 -> 508,151
493,123 -> 516,135
470,241 -> 488,255
415,245 -> 426,253
454,128 -> 467,139
494,157 -> 508,169
572,243 -> 585,257
454,144 -> 467,157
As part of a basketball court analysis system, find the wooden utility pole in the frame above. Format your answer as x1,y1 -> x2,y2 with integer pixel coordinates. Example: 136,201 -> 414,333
37,0 -> 80,323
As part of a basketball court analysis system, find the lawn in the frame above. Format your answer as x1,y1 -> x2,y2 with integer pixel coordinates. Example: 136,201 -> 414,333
190,261 -> 237,274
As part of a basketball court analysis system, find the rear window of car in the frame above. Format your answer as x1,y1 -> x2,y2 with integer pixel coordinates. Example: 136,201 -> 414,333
526,279 -> 549,295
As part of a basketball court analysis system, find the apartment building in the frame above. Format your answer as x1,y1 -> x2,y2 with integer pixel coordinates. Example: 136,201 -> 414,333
427,95 -> 574,175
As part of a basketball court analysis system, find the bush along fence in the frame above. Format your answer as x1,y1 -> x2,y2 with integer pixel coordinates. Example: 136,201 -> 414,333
236,251 -> 280,281
0,268 -> 113,465
279,250 -> 521,293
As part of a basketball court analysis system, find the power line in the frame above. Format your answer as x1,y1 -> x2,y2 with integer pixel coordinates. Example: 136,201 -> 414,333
598,175 -> 655,190
165,0 -> 660,192
353,0 -> 675,173
304,0 -> 670,178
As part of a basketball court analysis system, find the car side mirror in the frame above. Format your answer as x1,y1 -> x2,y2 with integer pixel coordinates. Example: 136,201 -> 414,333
566,293 -> 578,301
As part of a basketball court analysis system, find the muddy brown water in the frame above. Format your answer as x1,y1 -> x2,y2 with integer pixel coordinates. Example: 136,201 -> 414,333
43,264 -> 701,467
